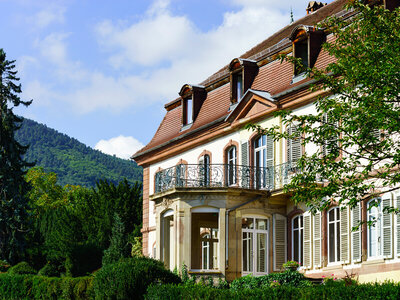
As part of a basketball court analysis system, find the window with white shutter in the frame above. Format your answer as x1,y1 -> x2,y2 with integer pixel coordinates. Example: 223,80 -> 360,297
303,212 -> 312,269
313,212 -> 322,268
340,206 -> 350,264
351,203 -> 362,263
273,214 -> 287,271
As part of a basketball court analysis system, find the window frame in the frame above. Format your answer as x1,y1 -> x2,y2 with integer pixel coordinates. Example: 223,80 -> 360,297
183,96 -> 193,126
242,216 -> 269,276
291,214 -> 303,265
327,207 -> 341,264
226,146 -> 237,186
367,198 -> 383,260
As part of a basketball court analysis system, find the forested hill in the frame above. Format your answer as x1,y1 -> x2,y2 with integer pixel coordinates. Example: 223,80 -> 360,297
15,118 -> 143,187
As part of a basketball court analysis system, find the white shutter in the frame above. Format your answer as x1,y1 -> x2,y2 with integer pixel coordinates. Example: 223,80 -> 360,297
382,195 -> 393,259
266,135 -> 274,189
351,202 -> 362,263
292,125 -> 302,162
303,212 -> 312,269
313,212 -> 322,268
340,206 -> 350,264
396,195 -> 400,256
241,141 -> 249,188
273,214 -> 287,271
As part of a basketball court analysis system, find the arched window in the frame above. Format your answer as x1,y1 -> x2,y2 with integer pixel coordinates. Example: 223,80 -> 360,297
292,215 -> 303,264
328,207 -> 340,263
199,154 -> 210,187
226,146 -> 237,186
254,135 -> 273,189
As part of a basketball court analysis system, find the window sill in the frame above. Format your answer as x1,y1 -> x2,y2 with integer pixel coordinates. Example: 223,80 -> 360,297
291,73 -> 307,84
363,258 -> 385,265
181,123 -> 193,132
189,270 -> 222,275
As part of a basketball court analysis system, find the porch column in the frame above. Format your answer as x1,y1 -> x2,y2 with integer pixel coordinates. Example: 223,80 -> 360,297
219,208 -> 226,275
155,212 -> 161,260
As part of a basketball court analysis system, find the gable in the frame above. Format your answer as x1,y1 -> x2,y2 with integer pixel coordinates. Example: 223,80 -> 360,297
226,89 -> 277,124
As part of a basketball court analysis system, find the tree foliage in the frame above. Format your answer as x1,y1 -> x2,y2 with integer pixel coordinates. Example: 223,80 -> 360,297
14,117 -> 142,187
0,49 -> 33,264
249,2 -> 400,213
24,168 -> 142,276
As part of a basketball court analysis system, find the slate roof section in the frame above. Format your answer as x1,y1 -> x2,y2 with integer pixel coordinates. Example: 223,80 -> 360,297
133,0 -> 348,160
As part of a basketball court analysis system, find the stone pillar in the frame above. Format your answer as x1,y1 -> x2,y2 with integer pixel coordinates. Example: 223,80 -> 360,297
219,208 -> 226,275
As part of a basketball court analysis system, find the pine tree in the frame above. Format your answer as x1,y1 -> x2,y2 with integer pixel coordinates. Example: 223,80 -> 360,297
102,213 -> 127,265
0,48 -> 33,264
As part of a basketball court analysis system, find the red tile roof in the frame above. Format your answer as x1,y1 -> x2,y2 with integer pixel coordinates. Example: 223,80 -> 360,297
133,0 -> 349,159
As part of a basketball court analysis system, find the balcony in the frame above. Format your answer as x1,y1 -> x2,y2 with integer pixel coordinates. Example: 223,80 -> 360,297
154,162 -> 299,194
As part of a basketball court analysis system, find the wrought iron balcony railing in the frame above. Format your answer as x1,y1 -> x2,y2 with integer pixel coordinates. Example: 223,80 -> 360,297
154,162 -> 299,194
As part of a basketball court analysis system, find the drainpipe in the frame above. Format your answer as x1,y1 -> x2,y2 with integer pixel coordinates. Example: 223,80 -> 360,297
225,193 -> 270,268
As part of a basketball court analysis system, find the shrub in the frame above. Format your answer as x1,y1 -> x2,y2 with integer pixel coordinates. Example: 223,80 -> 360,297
0,274 -> 94,299
93,256 -> 181,299
146,282 -> 400,300
230,270 -> 309,291
38,262 -> 60,277
8,262 -> 36,275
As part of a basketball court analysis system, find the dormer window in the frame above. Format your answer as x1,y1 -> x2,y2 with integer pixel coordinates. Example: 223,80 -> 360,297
229,58 -> 258,105
290,25 -> 326,79
294,36 -> 308,75
179,84 -> 207,128
183,96 -> 193,125
232,71 -> 244,102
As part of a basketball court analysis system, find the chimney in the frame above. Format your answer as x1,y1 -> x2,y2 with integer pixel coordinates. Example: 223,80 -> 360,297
306,1 -> 327,14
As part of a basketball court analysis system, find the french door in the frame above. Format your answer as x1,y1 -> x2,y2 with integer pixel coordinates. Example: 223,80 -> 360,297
242,217 -> 269,276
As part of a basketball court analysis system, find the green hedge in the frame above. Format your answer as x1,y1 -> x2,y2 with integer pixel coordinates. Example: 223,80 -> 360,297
0,274 -> 93,299
146,282 -> 400,300
93,257 -> 181,300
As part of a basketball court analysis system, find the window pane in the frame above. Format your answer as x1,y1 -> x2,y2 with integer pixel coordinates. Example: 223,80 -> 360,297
186,98 -> 193,124
329,209 -> 335,222
257,233 -> 267,273
242,218 -> 254,229
329,223 -> 335,263
293,217 -> 299,229
242,232 -> 253,272
256,219 -> 267,230
336,221 -> 340,261
293,230 -> 299,262
300,228 -> 303,264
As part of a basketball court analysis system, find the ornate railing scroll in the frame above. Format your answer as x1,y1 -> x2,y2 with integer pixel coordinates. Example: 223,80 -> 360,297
154,162 -> 300,194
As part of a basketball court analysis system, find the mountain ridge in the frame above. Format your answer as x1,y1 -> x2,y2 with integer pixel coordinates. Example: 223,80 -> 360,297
15,117 -> 143,187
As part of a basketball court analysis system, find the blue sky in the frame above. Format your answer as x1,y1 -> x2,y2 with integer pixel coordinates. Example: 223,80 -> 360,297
1,0 -> 333,159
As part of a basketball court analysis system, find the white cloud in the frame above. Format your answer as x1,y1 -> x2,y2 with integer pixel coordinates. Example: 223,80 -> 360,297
32,6 -> 66,29
24,0 -> 297,113
95,135 -> 144,159
35,33 -> 69,65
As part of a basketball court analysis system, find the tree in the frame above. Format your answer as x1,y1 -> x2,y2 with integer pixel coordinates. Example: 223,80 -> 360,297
102,213 -> 127,265
0,49 -> 32,264
249,2 -> 400,215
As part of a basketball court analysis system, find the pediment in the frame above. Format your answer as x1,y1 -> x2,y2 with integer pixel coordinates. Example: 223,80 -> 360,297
225,89 -> 277,123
